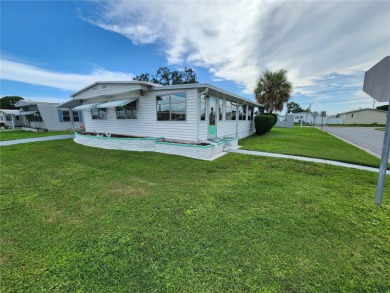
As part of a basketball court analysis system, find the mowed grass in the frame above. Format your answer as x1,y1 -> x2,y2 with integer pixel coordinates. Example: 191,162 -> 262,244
240,127 -> 382,168
0,130 -> 73,141
1,140 -> 389,292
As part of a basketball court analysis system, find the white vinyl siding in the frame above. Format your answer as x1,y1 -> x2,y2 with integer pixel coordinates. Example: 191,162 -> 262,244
83,89 -> 198,142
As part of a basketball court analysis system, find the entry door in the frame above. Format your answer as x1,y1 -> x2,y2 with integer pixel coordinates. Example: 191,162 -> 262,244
208,97 -> 217,138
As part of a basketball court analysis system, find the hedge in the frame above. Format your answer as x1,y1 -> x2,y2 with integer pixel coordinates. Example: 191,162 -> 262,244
254,115 -> 275,135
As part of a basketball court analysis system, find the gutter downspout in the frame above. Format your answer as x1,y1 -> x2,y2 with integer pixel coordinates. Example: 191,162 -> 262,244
197,88 -> 208,142
236,101 -> 247,138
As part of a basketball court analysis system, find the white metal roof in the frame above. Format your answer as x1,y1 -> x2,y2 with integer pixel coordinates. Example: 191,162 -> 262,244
0,109 -> 20,115
339,108 -> 387,115
69,81 -> 262,107
71,81 -> 158,97
15,100 -> 61,107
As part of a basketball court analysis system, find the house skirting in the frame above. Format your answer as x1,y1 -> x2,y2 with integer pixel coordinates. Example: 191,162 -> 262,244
74,132 -> 237,160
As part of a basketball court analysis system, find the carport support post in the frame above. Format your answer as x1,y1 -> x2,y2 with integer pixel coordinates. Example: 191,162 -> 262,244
69,108 -> 75,136
375,99 -> 390,205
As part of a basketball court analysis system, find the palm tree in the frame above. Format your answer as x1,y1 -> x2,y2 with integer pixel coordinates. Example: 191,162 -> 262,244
254,69 -> 293,113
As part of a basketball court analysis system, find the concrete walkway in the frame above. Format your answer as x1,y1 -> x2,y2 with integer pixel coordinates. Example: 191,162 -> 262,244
228,149 -> 390,174
0,134 -> 74,146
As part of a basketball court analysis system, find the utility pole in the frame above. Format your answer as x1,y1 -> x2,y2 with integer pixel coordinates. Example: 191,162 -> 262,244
305,104 -> 311,126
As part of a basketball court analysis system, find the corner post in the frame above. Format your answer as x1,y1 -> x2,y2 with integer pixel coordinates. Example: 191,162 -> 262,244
375,99 -> 390,205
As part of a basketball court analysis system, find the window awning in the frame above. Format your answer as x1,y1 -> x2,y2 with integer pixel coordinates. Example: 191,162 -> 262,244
97,98 -> 138,109
19,111 -> 38,116
73,103 -> 101,111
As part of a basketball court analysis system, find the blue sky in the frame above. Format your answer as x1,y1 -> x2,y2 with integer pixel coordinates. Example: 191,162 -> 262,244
1,0 -> 389,115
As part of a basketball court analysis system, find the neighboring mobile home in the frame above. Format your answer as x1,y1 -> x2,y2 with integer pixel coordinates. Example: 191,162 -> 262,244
0,109 -> 22,128
58,81 -> 262,160
339,108 -> 387,124
15,100 -> 83,130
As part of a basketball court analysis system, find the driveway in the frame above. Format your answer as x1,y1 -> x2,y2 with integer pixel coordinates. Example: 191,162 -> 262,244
321,126 -> 386,159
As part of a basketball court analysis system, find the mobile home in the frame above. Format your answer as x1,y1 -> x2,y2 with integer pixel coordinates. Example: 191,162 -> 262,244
59,81 -> 262,159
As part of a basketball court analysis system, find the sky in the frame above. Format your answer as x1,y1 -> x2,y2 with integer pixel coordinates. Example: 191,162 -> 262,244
1,0 -> 389,115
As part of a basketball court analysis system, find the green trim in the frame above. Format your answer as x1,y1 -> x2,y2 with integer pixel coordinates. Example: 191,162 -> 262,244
155,141 -> 216,148
75,132 -> 162,141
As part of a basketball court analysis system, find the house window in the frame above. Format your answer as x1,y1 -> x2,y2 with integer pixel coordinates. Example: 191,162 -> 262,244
73,111 -> 80,122
351,114 -> 354,117
91,108 -> 107,120
62,111 -> 70,121
6,116 -> 11,121
239,105 -> 247,120
200,96 -> 206,120
218,98 -> 223,120
0,116 -> 3,121
225,101 -> 236,120
27,112 -> 43,122
248,106 -> 254,120
157,92 -> 186,121
116,101 -> 137,119
61,110 -> 80,122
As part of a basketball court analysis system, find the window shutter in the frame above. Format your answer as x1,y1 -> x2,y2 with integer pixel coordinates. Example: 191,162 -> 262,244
78,111 -> 83,122
58,110 -> 63,122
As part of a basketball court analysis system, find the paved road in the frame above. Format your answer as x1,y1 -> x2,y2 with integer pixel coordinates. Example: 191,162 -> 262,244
0,134 -> 74,146
321,127 -> 386,158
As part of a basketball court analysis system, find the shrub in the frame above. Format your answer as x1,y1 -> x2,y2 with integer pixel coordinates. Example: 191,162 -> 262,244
254,115 -> 275,135
263,113 -> 278,126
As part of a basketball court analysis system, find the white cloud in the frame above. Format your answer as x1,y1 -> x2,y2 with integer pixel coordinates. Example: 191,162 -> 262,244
0,58 -> 134,91
79,0 -> 390,102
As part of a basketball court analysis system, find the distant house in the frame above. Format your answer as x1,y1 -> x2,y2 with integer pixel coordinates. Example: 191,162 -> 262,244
57,81 -> 262,160
15,100 -> 83,130
339,108 -> 387,124
289,111 -> 345,125
290,112 -> 325,124
0,109 -> 22,128
292,112 -> 314,124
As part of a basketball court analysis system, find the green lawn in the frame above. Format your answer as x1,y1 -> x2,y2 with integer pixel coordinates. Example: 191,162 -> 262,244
1,140 -> 389,292
239,127 -> 381,168
0,130 -> 73,141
